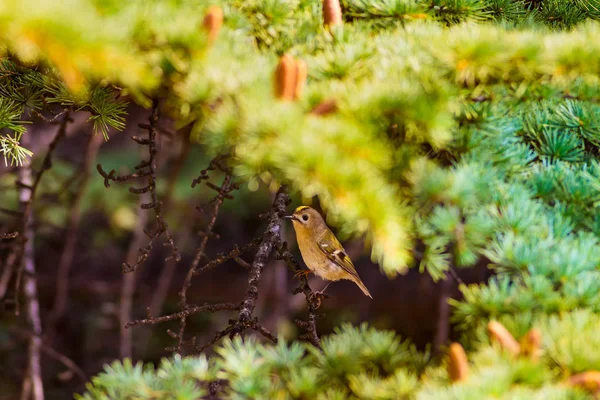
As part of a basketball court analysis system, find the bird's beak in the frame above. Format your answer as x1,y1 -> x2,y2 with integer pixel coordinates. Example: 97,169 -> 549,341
284,215 -> 299,222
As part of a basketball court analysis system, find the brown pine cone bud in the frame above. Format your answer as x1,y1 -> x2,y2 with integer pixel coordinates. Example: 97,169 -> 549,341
274,55 -> 297,101
448,342 -> 469,382
203,6 -> 223,44
323,0 -> 343,27
310,99 -> 338,116
293,59 -> 307,100
487,321 -> 520,355
567,371 -> 600,395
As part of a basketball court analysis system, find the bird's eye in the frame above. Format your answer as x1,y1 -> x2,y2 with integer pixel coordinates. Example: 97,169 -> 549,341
302,214 -> 309,221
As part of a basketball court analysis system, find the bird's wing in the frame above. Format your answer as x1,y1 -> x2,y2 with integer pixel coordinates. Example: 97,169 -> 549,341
317,229 -> 360,281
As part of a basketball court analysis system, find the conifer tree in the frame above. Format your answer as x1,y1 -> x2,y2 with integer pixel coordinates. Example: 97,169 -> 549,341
2,0 -> 600,398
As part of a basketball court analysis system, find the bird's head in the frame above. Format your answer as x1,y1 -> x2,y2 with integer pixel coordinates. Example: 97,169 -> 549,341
285,206 -> 327,236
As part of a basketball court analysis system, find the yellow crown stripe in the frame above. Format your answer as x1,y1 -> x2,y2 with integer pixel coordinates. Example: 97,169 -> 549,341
294,205 -> 311,213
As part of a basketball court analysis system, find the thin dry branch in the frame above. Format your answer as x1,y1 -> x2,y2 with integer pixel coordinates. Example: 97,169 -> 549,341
139,131 -> 192,353
433,272 -> 453,355
48,132 -> 103,333
0,207 -> 24,216
96,99 -> 180,273
176,156 -> 238,351
191,186 -> 291,349
120,204 -> 150,359
179,159 -> 234,307
10,327 -> 87,382
189,186 -> 290,351
126,303 -> 240,327
193,239 -> 261,276
126,182 -> 297,353
30,108 -> 69,124
232,186 -> 289,333
124,176 -> 323,354
1,112 -> 71,315
124,154 -> 241,354
0,232 -> 19,239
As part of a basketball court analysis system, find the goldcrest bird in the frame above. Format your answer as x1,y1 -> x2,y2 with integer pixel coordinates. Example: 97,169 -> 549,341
285,206 -> 372,298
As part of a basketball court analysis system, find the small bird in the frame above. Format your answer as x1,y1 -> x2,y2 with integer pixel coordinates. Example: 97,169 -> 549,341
285,206 -> 372,298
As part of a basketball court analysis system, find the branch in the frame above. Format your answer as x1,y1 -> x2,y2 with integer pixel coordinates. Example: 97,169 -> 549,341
0,232 -> 18,240
193,239 -> 261,276
175,156 -> 238,351
231,185 -> 289,335
119,204 -> 150,359
30,108 -> 69,124
48,132 -> 103,336
126,303 -> 240,327
277,241 -> 322,349
0,207 -> 23,216
2,112 -> 70,315
139,130 -> 192,354
185,185 -> 289,350
96,99 -> 180,273
9,327 -> 87,382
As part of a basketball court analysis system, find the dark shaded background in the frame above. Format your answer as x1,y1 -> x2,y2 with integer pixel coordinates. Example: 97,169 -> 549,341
0,105 -> 491,399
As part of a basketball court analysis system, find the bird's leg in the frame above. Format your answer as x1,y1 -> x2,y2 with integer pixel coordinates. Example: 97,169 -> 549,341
318,281 -> 332,294
310,281 -> 331,301
294,269 -> 312,279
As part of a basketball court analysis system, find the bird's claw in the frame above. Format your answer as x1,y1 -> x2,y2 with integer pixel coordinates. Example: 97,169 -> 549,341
294,269 -> 311,279
308,291 -> 329,309
309,290 -> 329,301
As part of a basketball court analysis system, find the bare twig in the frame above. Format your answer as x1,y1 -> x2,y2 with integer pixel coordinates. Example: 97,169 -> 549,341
0,232 -> 19,239
183,185 -> 293,350
0,252 -> 18,300
30,108 -> 69,123
126,303 -> 240,327
128,183 -> 290,353
233,257 -> 252,270
433,272 -> 453,355
120,204 -> 150,359
96,99 -> 180,273
448,266 -> 465,286
434,222 -> 466,355
277,241 -> 322,349
194,240 -> 261,276
146,132 -> 191,314
2,113 -> 70,314
176,157 -> 235,351
135,124 -> 194,354
48,132 -> 103,335
9,328 -> 87,382
0,207 -> 23,216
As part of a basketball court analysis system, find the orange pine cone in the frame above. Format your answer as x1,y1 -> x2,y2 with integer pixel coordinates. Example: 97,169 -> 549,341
323,0 -> 343,27
203,6 -> 223,44
567,371 -> 600,394
274,55 -> 297,101
274,56 -> 307,101
448,342 -> 469,382
294,59 -> 307,100
487,321 -> 520,355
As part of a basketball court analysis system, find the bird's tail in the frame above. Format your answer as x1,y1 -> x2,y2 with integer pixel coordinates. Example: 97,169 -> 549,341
354,278 -> 373,299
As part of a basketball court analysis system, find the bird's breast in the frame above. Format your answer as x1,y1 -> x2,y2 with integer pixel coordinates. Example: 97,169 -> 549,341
296,235 -> 346,281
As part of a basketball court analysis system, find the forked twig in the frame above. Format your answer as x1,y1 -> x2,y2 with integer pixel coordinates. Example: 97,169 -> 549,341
96,99 -> 180,273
